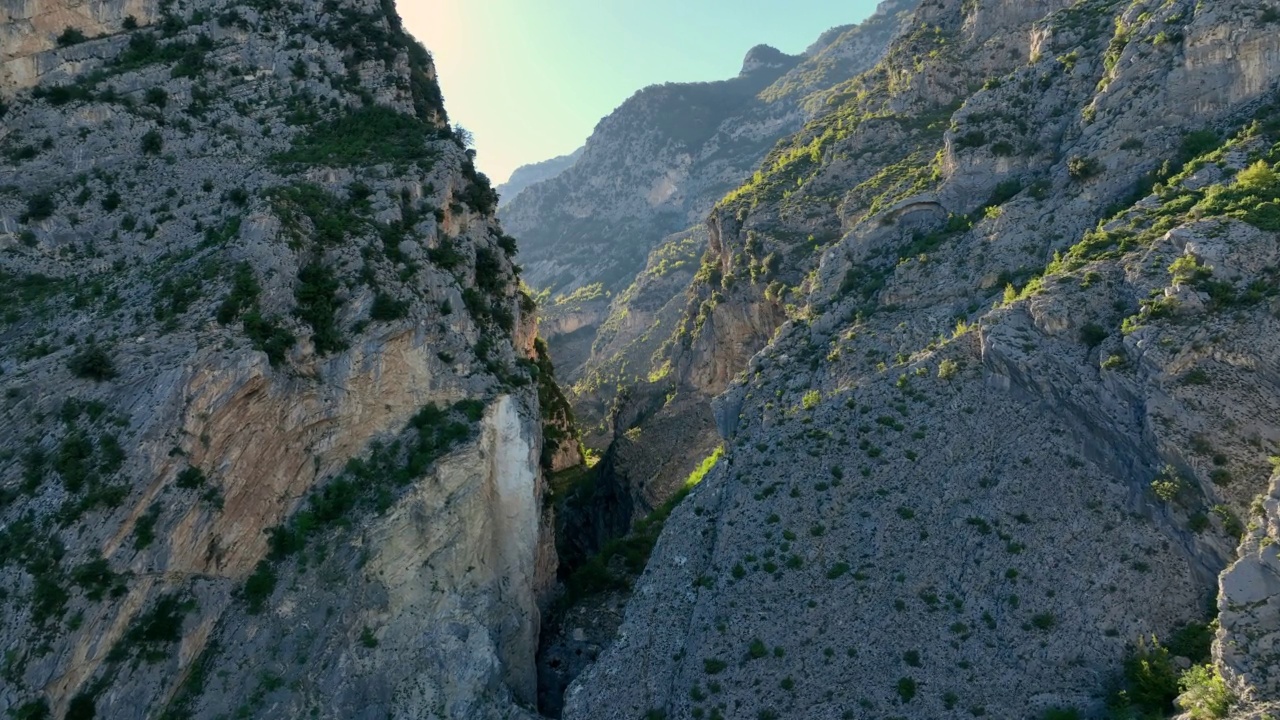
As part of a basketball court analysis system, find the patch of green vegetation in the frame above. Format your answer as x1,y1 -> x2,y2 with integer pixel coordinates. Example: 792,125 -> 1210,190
216,262 -> 261,324
133,503 -> 161,550
533,338 -> 579,471
897,677 -> 917,703
243,310 -> 295,366
274,106 -> 438,167
67,345 -> 118,381
109,593 -> 197,664
241,562 -> 277,615
0,272 -> 67,325
8,699 -> 51,720
70,555 -> 124,601
370,292 -> 409,321
269,184 -> 367,248
141,129 -> 163,155
1178,664 -> 1232,719
295,262 -> 345,354
1109,637 -> 1180,718
21,193 -> 56,223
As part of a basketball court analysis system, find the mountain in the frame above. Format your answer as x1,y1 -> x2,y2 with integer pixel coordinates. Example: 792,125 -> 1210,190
497,148 -> 584,208
7,0 -> 1280,718
501,0 -> 918,381
548,0 -> 1280,719
0,1 -> 580,718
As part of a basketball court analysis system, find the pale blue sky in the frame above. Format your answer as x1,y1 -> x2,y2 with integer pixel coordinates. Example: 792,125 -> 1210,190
405,1 -> 880,183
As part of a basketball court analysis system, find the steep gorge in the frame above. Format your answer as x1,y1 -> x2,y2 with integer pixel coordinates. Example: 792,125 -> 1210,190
4,0 -> 1280,719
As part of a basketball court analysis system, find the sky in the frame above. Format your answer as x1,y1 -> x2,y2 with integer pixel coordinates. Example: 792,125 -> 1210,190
404,1 -> 881,185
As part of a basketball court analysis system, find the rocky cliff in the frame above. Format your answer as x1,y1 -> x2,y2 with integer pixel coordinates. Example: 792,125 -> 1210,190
560,0 -> 1280,718
0,1 -> 579,718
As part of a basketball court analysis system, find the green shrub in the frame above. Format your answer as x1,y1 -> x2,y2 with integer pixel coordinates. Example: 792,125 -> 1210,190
65,694 -> 95,720
109,593 -> 196,663
8,699 -> 51,720
1042,709 -> 1079,720
1080,323 -> 1108,347
1121,638 -> 1180,715
133,503 -> 160,550
175,467 -> 206,489
703,658 -> 727,674
22,193 -> 56,223
1031,612 -> 1056,630
274,106 -> 437,167
938,359 -> 959,380
141,129 -> 163,155
801,390 -> 821,410
216,262 -> 262,324
1178,664 -> 1232,719
1068,156 -> 1102,181
1167,622 -> 1214,663
295,262 -> 345,354
67,345 -> 118,381
145,87 -> 168,107
1179,130 -> 1220,162
242,561 -> 278,614
955,130 -> 986,149
243,310 -> 295,365
1150,465 -> 1187,503
897,677 -> 917,703
57,27 -> 88,46
70,555 -> 120,601
1236,160 -> 1277,191
370,292 -> 409,321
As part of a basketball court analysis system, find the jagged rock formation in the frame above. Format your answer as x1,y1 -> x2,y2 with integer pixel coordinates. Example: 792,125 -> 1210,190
561,0 -> 1280,718
497,148 -> 583,208
0,1 -> 579,718
1218,468 -> 1280,719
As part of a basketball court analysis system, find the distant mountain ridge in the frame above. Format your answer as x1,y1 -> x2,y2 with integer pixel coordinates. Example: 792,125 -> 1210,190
497,147 -> 584,207
502,0 -> 917,303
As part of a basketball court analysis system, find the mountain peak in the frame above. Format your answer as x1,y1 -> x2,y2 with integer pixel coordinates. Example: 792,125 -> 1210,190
740,44 -> 794,75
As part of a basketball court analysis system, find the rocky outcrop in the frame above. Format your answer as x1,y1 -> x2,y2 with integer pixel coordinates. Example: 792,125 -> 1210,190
0,0 -> 578,717
1218,470 -> 1280,717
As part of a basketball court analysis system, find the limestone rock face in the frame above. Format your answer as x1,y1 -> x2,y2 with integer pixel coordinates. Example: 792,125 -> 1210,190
0,0 -> 578,717
1218,471 -> 1280,717
1,0 -> 160,92
560,0 -> 1280,718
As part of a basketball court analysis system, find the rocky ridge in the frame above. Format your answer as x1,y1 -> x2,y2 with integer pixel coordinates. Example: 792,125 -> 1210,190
558,0 -> 1280,718
496,148 -> 583,208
